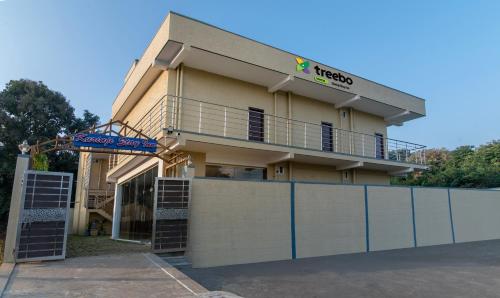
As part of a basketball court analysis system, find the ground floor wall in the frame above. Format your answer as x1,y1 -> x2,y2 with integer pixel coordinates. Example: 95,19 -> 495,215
187,178 -> 500,268
356,169 -> 391,185
185,151 -> 390,185
287,162 -> 342,183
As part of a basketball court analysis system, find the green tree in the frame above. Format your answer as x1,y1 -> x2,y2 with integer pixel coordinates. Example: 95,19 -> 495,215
0,79 -> 100,221
392,141 -> 500,188
460,141 -> 500,188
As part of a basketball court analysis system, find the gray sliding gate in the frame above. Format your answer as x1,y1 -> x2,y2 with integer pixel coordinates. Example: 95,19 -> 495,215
16,171 -> 73,262
152,178 -> 191,253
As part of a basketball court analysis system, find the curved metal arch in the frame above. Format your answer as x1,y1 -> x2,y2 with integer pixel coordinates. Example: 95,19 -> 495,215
30,120 -> 175,163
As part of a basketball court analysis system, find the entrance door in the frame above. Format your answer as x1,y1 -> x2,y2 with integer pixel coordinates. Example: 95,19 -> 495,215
119,166 -> 157,241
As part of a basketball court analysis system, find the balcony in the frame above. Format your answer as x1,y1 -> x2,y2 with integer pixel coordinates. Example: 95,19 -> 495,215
110,94 -> 426,174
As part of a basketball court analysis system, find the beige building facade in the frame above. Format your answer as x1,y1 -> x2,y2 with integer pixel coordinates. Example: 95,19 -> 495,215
73,12 -> 427,239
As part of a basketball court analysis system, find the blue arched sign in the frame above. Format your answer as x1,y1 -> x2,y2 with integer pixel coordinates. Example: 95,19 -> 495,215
73,133 -> 157,153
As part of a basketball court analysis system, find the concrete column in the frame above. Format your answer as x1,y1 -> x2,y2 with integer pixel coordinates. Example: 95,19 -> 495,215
185,164 -> 195,178
111,183 -> 122,240
3,155 -> 30,263
158,159 -> 165,177
72,152 -> 88,235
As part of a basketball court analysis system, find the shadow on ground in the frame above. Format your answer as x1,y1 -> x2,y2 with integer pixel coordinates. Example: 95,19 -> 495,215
179,239 -> 500,298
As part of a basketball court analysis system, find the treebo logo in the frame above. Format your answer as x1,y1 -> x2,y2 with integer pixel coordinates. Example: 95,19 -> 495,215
314,65 -> 353,85
295,57 -> 310,74
295,57 -> 354,87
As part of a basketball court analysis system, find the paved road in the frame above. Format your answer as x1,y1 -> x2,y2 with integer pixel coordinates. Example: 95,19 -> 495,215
180,239 -> 500,298
1,253 -> 209,298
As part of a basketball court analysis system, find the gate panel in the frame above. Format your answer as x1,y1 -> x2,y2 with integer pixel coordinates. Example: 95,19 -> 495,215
16,171 -> 73,262
153,178 -> 190,253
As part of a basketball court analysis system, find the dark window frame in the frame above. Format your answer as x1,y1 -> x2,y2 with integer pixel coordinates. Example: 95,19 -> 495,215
248,107 -> 265,142
205,164 -> 267,180
321,121 -> 333,152
375,133 -> 385,159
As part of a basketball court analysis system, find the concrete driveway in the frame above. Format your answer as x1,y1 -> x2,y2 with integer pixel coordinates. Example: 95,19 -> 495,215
179,239 -> 500,298
0,253 -> 221,298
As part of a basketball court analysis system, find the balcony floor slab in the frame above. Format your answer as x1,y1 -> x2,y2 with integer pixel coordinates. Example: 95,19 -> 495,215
175,131 -> 427,174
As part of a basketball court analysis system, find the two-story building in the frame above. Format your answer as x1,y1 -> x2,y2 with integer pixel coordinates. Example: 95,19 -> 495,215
73,12 -> 427,242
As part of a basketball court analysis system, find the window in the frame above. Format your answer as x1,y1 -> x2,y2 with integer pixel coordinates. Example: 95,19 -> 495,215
321,122 -> 333,152
375,133 -> 385,159
248,107 -> 264,142
206,164 -> 267,180
276,166 -> 285,176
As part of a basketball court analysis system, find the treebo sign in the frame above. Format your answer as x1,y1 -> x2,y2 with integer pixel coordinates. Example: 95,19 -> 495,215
313,65 -> 353,85
295,57 -> 354,87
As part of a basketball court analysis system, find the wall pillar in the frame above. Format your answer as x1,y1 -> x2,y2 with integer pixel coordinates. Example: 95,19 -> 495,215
111,183 -> 122,240
158,158 -> 165,177
3,155 -> 30,263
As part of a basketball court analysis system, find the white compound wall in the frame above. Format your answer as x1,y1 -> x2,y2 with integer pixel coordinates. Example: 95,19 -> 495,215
186,178 -> 500,268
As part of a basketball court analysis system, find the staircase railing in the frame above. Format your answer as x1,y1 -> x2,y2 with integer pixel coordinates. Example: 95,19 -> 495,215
86,188 -> 115,210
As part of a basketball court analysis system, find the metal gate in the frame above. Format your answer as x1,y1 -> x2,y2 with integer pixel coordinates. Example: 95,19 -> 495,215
16,171 -> 73,262
152,178 -> 191,253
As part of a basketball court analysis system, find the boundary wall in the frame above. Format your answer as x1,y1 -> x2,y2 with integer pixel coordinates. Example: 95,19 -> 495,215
188,178 -> 500,268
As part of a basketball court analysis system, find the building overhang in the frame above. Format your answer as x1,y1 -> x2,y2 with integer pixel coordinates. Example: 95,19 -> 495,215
153,41 -> 425,125
112,12 -> 426,126
106,135 -> 180,182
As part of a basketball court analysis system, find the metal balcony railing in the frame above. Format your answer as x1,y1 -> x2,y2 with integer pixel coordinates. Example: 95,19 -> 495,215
112,94 -> 426,166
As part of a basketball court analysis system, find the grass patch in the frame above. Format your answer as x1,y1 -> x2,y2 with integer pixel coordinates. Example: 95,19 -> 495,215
66,235 -> 150,258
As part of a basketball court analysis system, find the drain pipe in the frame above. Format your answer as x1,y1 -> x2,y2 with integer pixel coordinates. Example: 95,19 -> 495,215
176,64 -> 184,130
287,92 -> 292,146
274,92 -> 277,144
350,107 -> 356,183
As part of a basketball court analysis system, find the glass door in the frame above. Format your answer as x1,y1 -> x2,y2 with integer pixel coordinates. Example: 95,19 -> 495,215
119,166 -> 158,241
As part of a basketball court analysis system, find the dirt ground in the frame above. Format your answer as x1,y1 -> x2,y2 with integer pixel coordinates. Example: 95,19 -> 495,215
0,234 -> 145,263
66,235 -> 151,257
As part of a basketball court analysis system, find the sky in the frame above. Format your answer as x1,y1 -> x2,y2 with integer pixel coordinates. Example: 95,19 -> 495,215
0,0 -> 499,149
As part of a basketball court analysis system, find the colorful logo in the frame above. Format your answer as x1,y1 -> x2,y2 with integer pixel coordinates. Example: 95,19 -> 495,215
295,57 -> 310,74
